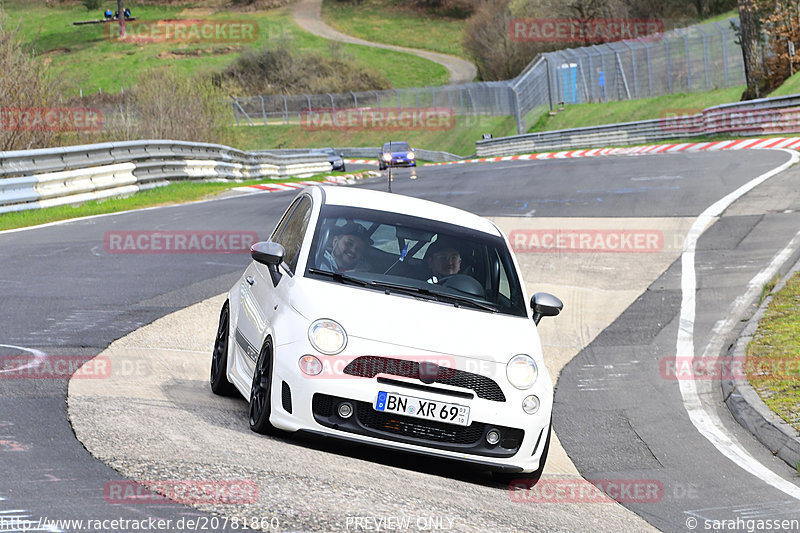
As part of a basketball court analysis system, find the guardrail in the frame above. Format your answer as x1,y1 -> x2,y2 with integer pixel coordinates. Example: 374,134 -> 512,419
0,140 -> 331,214
475,94 -> 800,157
253,147 -> 464,162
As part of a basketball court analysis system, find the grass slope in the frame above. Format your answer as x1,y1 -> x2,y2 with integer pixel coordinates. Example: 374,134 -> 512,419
528,87 -> 746,132
4,0 -> 448,94
321,0 -> 467,59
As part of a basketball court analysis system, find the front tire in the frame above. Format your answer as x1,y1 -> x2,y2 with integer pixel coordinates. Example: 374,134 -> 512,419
210,302 -> 236,396
249,338 -> 276,434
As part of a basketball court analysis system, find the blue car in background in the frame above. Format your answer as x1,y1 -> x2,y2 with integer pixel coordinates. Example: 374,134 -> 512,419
378,141 -> 416,170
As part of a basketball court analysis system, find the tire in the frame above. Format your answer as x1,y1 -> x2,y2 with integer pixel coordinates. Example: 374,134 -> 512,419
492,422 -> 551,485
210,302 -> 237,396
249,338 -> 277,434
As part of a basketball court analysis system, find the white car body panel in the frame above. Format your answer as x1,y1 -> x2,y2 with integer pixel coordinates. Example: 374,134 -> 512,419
218,185 -> 559,473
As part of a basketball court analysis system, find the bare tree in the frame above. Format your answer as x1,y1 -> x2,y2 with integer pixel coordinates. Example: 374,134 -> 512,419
738,0 -> 765,99
117,0 -> 125,38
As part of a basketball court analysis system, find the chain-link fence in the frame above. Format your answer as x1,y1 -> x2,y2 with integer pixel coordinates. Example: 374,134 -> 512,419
234,17 -> 745,135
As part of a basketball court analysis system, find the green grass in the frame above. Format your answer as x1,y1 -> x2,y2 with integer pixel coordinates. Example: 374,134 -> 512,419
227,115 -> 517,156
768,70 -> 800,97
746,271 -> 800,433
528,86 -> 746,132
321,0 -> 467,59
0,175 -> 331,231
4,0 -> 447,94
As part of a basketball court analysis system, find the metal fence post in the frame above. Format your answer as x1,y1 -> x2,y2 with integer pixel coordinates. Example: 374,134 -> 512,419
677,29 -> 691,91
259,95 -> 266,126
665,38 -> 673,93
643,39 -> 653,97
622,41 -> 639,98
351,91 -> 358,110
544,56 -> 554,110
511,86 -> 523,135
714,22 -> 730,87
697,27 -> 711,90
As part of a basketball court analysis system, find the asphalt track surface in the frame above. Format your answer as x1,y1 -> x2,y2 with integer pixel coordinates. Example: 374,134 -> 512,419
2,150 -> 800,532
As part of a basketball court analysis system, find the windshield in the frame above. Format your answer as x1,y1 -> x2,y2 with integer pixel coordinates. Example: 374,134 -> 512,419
384,142 -> 410,152
305,205 -> 527,317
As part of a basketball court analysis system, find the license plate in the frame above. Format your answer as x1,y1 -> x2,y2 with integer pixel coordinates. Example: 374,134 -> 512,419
375,391 -> 469,426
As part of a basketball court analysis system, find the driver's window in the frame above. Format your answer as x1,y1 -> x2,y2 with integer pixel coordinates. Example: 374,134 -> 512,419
274,196 -> 312,273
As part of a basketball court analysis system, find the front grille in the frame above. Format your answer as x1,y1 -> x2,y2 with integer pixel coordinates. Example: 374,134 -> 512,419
311,393 -> 523,458
343,356 -> 506,402
357,404 -> 485,444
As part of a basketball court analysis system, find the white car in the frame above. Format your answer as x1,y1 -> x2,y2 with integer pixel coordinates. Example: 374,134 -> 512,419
211,185 -> 562,476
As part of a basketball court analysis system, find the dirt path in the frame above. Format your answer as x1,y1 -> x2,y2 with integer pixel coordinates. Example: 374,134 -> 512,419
292,0 -> 477,85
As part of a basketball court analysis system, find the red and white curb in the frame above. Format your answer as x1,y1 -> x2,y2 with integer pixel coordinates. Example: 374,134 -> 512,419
232,171 -> 381,193
344,159 -> 378,165
423,136 -> 800,167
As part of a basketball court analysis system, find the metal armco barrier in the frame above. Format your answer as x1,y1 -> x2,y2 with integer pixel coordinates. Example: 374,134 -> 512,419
475,94 -> 800,157
0,140 -> 331,214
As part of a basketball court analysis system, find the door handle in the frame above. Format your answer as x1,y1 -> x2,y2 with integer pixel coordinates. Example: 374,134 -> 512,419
246,276 -> 255,286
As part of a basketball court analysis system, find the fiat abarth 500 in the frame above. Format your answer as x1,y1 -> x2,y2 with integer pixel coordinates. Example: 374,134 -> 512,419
210,185 -> 563,476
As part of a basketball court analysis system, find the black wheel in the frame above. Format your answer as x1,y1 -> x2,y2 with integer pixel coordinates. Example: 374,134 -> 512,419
210,302 -> 237,396
341,164 -> 346,172
249,338 -> 276,434
492,422 -> 551,485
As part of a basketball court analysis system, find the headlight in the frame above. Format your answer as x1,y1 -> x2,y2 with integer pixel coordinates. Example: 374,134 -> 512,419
308,319 -> 347,355
506,354 -> 537,389
382,153 -> 392,162
407,152 -> 415,159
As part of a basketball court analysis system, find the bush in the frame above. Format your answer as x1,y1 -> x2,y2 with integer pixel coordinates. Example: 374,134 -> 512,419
106,69 -> 233,145
0,13 -> 60,151
219,39 -> 391,95
81,0 -> 103,11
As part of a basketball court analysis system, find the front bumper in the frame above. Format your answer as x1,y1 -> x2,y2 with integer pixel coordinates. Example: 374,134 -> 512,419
267,342 -> 553,473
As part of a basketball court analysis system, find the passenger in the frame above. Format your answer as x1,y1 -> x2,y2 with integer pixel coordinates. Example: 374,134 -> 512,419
318,222 -> 372,273
425,237 -> 462,283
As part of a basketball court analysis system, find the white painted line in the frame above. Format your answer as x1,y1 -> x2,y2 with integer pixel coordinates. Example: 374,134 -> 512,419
676,148 -> 800,501
0,345 -> 46,375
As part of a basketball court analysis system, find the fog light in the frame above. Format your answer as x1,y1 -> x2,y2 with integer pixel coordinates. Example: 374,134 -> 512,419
298,355 -> 322,376
522,395 -> 540,415
486,429 -> 501,445
338,402 -> 353,419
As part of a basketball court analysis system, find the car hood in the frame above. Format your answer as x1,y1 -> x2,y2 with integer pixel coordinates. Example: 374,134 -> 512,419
293,278 -> 540,364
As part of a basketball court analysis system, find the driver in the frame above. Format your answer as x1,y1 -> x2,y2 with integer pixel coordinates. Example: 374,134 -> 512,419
425,237 -> 462,283
318,222 -> 372,273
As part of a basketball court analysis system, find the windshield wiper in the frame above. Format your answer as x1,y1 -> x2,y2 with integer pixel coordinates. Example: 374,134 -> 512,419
367,280 -> 499,312
307,268 -> 369,287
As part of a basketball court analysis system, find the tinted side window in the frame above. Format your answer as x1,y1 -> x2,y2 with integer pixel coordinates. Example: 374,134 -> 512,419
275,196 -> 312,272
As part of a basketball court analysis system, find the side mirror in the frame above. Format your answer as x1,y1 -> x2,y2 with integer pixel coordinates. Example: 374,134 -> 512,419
251,241 -> 286,286
531,292 -> 563,325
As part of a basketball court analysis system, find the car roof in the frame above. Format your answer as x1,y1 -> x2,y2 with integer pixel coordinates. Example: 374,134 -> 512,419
314,186 -> 501,236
